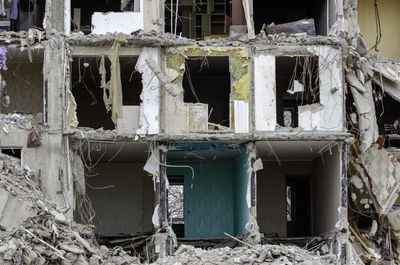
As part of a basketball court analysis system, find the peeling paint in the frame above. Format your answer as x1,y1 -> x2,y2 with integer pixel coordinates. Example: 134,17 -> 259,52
136,48 -> 160,135
65,90 -> 78,130
188,104 -> 208,132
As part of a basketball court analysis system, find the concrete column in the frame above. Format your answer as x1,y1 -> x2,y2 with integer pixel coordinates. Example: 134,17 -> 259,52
232,0 -> 246,25
41,39 -> 73,215
143,0 -> 164,32
159,147 -> 167,230
45,0 -> 69,33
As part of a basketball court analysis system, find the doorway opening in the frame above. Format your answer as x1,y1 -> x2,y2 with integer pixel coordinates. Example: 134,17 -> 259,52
256,141 -> 342,240
286,175 -> 311,237
167,175 -> 185,238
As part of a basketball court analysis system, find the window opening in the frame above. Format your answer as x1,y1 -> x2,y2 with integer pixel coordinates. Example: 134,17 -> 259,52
183,56 -> 231,128
276,56 -> 319,128
254,0 -> 333,36
1,148 -> 21,159
71,56 -> 142,130
165,0 -> 229,39
71,0 -> 121,33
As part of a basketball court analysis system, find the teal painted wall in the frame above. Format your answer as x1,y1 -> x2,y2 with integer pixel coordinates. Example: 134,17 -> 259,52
168,162 -> 235,238
233,147 -> 250,235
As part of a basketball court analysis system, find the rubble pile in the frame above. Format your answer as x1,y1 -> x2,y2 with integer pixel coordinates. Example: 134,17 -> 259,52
0,113 -> 37,132
0,154 -> 140,265
152,244 -> 338,265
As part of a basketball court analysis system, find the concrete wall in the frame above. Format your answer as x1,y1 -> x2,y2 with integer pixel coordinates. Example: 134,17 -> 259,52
42,40 -> 72,212
45,0 -> 67,33
1,62 -> 43,114
358,0 -> 400,59
312,145 -> 341,235
256,161 -> 313,237
0,127 -> 69,215
233,147 -> 250,235
92,11 -> 144,34
87,162 -> 154,236
83,0 -> 162,34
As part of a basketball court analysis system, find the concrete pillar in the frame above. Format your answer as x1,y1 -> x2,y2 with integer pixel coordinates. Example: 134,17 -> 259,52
232,0 -> 246,25
45,0 -> 69,33
143,0 -> 164,32
230,0 -> 247,36
42,39 -> 74,216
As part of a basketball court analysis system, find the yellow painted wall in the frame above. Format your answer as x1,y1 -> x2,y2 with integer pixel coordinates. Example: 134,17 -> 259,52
358,0 -> 400,59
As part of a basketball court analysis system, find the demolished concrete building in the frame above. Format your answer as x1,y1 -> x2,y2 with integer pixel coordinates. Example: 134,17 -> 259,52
0,0 -> 399,264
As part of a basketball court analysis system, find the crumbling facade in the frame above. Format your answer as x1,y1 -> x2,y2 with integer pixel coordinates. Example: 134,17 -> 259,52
0,0 -> 398,264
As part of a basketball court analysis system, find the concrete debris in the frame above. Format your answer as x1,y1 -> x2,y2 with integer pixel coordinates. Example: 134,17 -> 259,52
0,153 -> 141,264
264,19 -> 316,36
350,175 -> 364,190
0,113 -> 37,131
65,30 -> 346,48
387,209 -> 400,231
145,58 -> 177,97
151,244 -> 338,265
244,216 -> 261,246
347,72 -> 366,93
369,220 -> 378,236
362,54 -> 400,103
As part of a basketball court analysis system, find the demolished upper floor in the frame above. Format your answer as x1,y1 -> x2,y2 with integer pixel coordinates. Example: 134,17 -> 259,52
62,39 -> 348,143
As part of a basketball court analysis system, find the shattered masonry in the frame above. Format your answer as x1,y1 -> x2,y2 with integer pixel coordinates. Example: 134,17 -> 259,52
0,0 -> 399,264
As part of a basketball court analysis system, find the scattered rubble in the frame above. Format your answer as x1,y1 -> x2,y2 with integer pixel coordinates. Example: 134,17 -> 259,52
0,153 -> 141,265
0,113 -> 38,132
151,244 -> 338,265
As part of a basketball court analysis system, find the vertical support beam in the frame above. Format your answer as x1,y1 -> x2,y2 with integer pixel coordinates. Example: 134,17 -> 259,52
254,55 -> 276,131
159,147 -> 167,230
250,157 -> 256,208
339,142 -> 349,261
189,11 -> 196,39
232,0 -> 246,25
45,0 -> 68,33
143,0 -> 164,32
182,7 -> 190,37
73,8 -> 81,31
41,38 -> 73,213
201,13 -> 211,38
341,143 -> 348,210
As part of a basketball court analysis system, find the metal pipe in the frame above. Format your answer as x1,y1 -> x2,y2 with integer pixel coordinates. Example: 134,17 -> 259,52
171,0 -> 173,33
174,0 -> 179,36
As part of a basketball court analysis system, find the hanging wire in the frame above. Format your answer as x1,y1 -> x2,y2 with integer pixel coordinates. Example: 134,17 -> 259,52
369,0 -> 382,52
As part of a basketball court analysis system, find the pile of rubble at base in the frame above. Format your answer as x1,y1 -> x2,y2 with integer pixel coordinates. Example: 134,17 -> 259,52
152,244 -> 338,265
0,153 -> 140,265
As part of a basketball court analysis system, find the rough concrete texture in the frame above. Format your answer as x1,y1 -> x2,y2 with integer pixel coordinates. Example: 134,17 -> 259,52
151,244 -> 338,265
64,30 -> 345,48
136,48 -> 161,135
92,12 -> 144,35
